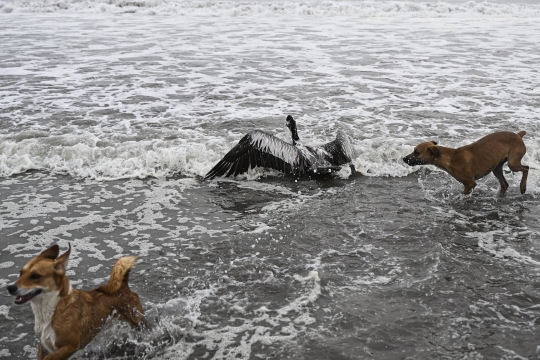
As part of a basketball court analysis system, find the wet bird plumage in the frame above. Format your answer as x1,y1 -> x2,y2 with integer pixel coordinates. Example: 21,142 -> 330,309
204,116 -> 355,180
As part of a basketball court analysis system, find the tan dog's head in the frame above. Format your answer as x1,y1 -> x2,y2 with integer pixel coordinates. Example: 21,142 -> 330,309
6,244 -> 70,305
403,141 -> 440,166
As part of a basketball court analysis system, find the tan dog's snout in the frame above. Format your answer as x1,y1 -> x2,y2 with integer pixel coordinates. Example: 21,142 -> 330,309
7,283 -> 44,304
7,284 -> 18,295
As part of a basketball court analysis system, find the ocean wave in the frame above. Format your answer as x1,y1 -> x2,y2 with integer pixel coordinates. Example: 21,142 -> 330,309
2,133 -> 540,183
0,135 -> 214,180
1,0 -> 539,17
0,132 -> 416,180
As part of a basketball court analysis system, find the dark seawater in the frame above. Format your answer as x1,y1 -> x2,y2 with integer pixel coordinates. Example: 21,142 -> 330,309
2,170 -> 540,359
1,5 -> 540,360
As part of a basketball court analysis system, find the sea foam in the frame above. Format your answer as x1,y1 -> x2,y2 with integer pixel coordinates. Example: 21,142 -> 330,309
1,132 -> 540,185
1,0 -> 540,17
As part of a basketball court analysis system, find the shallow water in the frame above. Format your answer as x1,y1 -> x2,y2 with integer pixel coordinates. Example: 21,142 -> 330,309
2,171 -> 540,359
1,2 -> 540,359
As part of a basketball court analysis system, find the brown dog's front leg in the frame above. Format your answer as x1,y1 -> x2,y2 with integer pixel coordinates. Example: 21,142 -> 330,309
38,343 -> 46,360
43,346 -> 78,360
462,180 -> 477,195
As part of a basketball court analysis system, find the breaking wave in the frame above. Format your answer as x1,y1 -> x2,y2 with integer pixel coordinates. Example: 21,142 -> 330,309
1,133 -> 540,183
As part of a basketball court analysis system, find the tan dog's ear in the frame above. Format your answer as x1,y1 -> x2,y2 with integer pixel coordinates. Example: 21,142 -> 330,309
431,141 -> 438,145
39,245 -> 60,260
428,146 -> 441,159
54,243 -> 71,274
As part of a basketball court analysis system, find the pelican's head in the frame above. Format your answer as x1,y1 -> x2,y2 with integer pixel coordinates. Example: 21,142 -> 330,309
286,115 -> 300,142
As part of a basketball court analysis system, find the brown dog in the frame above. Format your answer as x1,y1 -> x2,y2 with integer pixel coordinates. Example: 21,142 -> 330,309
7,244 -> 146,360
403,131 -> 528,195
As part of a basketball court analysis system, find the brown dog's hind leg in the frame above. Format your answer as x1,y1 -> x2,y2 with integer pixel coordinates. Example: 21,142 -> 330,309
492,161 -> 509,195
508,151 -> 528,194
519,165 -> 529,194
128,306 -> 147,329
118,292 -> 147,329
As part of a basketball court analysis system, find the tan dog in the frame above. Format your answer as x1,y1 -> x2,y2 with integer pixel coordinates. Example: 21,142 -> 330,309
403,131 -> 528,195
7,244 -> 146,360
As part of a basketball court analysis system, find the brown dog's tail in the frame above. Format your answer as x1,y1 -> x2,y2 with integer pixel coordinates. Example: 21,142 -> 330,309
518,131 -> 526,138
98,256 -> 137,295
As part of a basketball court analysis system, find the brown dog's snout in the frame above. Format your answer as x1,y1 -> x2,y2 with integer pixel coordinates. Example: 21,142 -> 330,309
7,284 -> 18,295
403,154 -> 420,166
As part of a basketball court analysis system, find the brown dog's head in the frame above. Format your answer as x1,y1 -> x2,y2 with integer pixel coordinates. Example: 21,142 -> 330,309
403,141 -> 440,166
6,244 -> 71,305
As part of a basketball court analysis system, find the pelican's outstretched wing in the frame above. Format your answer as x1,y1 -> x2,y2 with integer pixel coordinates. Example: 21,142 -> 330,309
321,129 -> 356,166
204,131 -> 308,180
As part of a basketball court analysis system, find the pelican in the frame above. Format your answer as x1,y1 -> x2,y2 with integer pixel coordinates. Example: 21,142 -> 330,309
204,115 -> 356,180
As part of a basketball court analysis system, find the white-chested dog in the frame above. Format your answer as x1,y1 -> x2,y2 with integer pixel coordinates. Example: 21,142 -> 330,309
7,244 -> 146,360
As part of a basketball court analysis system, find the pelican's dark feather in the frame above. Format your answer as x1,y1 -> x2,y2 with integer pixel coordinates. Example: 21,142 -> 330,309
204,130 -> 308,180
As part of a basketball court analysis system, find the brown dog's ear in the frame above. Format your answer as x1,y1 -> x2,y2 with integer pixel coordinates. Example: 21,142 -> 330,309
39,245 -> 60,260
431,141 -> 438,145
428,146 -> 441,159
54,243 -> 71,274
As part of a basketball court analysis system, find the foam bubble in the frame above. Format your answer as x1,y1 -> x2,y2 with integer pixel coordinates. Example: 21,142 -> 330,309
0,262 -> 14,269
0,305 -> 12,320
468,231 -> 540,266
